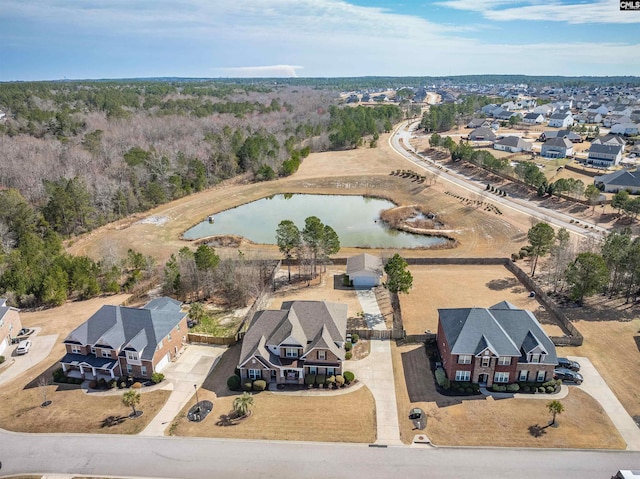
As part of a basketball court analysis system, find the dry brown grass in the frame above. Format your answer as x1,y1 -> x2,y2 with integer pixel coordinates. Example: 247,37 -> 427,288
399,265 -> 563,337
170,344 -> 376,442
392,343 -> 625,449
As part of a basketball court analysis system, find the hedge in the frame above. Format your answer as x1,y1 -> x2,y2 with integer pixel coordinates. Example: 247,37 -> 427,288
435,368 -> 450,390
151,372 -> 165,384
305,374 -> 316,387
227,375 -> 241,391
316,374 -> 326,386
242,381 -> 253,392
253,379 -> 267,391
345,342 -> 353,352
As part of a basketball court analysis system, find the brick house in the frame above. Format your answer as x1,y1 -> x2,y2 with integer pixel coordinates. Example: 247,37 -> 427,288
60,297 -> 187,381
238,301 -> 347,385
0,298 -> 22,357
437,301 -> 557,387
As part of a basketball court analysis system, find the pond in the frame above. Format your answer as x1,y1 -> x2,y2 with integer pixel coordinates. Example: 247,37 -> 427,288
183,194 -> 449,249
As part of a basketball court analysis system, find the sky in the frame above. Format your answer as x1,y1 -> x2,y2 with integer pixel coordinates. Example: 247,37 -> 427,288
1,0 -> 640,81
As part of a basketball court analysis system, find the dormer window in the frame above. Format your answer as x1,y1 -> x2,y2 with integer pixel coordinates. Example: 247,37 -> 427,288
126,351 -> 138,361
530,353 -> 540,363
71,345 -> 81,354
101,349 -> 111,358
90,346 -> 96,355
285,348 -> 298,358
318,350 -> 326,360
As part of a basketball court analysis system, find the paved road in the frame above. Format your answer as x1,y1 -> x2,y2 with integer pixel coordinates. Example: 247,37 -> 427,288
389,121 -> 608,238
1,429 -> 639,479
572,356 -> 640,451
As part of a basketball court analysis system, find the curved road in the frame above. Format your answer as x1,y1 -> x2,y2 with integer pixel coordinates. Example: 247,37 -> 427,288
389,121 -> 608,239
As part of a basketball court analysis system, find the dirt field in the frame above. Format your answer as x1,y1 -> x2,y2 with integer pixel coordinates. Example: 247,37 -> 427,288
399,265 -> 564,337
170,343 -> 376,442
392,343 -> 625,449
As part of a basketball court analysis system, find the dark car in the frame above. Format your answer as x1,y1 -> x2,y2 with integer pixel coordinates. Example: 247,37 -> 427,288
554,368 -> 583,385
557,357 -> 580,371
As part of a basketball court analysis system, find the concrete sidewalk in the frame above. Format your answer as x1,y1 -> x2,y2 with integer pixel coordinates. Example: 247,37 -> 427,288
140,344 -> 226,436
572,355 -> 640,451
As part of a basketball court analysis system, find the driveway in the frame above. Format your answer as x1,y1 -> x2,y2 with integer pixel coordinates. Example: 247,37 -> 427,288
352,288 -> 401,445
0,330 -> 58,386
571,355 -> 640,451
140,344 -> 226,436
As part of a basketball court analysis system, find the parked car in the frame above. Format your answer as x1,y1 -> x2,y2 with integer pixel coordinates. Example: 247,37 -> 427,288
554,368 -> 583,385
16,339 -> 32,355
557,357 -> 581,371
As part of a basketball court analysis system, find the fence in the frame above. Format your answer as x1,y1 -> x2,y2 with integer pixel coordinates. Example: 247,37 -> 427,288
187,333 -> 236,346
347,329 -> 405,341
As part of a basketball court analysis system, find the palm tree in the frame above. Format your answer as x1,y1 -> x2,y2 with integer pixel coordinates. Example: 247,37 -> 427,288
233,392 -> 255,417
547,400 -> 564,427
122,390 -> 141,417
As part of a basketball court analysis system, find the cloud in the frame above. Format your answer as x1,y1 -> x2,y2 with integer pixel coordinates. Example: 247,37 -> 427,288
214,65 -> 304,78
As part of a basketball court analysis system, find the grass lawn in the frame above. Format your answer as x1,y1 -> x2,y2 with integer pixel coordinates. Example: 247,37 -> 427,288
190,309 -> 240,336
399,265 -> 563,337
391,342 -> 625,449
169,343 -> 376,443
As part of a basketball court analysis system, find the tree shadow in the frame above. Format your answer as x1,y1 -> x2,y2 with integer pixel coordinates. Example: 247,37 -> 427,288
633,336 -> 640,353
333,274 -> 353,291
200,344 -> 242,398
486,278 -> 518,291
528,424 -> 548,438
101,415 -> 127,428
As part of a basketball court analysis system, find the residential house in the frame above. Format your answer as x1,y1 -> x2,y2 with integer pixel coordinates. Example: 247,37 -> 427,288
467,118 -> 490,129
538,130 -> 582,143
541,137 -> 574,159
468,127 -> 497,141
587,143 -> 624,168
493,136 -> 532,153
586,112 -> 603,124
532,104 -> 554,116
493,110 -> 520,121
630,110 -> 640,123
0,299 -> 22,357
237,301 -> 347,385
594,169 -> 640,194
481,104 -> 500,116
610,105 -> 633,117
548,112 -> 574,128
610,123 -> 639,136
346,253 -> 383,288
523,112 -> 545,124
592,134 -> 626,147
60,297 -> 187,381
437,301 -> 557,387
587,104 -> 609,116
603,115 -> 632,128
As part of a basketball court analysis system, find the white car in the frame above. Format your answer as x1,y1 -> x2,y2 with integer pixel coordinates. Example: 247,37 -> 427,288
16,339 -> 32,355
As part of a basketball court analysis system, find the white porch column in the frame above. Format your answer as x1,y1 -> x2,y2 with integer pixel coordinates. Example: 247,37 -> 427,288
79,365 -> 84,374
110,369 -> 115,379
61,363 -> 67,372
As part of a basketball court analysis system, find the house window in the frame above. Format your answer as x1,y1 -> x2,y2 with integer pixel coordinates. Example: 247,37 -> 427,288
126,351 -> 138,361
168,333 -> 172,342
90,347 -> 96,355
530,353 -> 540,363
176,323 -> 180,331
318,350 -> 326,360
101,349 -> 111,358
498,357 -> 511,366
455,370 -> 470,382
326,368 -> 335,376
519,370 -> 528,382
285,348 -> 298,358
494,372 -> 509,383
141,366 -> 147,377
457,355 -> 472,364
309,366 -> 317,375
536,371 -> 546,382
126,364 -> 133,375
481,357 -> 490,368
248,369 -> 261,380
71,345 -> 82,354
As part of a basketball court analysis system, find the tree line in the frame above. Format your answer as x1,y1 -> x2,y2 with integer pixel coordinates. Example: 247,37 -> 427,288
420,96 -> 500,132
327,104 -> 403,149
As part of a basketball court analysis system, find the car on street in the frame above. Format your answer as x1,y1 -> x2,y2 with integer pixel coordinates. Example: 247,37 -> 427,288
16,339 -> 32,355
557,357 -> 581,371
554,367 -> 583,385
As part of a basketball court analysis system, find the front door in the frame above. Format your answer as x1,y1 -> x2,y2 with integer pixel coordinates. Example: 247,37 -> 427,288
478,373 -> 488,385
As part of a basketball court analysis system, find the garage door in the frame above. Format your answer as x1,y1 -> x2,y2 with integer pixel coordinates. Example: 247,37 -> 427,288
0,337 -> 7,356
155,352 -> 171,372
353,276 -> 378,288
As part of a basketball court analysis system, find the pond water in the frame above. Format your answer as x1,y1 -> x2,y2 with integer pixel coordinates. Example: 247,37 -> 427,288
183,194 -> 449,249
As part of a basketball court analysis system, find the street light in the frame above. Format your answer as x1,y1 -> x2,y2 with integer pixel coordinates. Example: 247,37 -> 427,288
193,384 -> 200,413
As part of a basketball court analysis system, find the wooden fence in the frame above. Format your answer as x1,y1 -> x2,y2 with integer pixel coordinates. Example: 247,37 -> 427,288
187,333 -> 236,346
347,329 -> 405,341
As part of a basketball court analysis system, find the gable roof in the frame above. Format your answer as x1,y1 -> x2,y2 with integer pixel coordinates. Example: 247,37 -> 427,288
438,302 -> 557,363
144,297 -> 183,311
347,253 -> 383,276
589,143 -> 623,156
495,136 -> 530,149
550,111 -> 572,120
64,298 -> 186,360
543,137 -> 573,148
595,169 -> 640,188
469,127 -> 496,140
593,134 -> 625,146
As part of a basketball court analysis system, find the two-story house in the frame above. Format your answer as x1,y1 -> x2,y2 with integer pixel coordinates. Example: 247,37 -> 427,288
588,143 -> 624,168
0,298 -> 22,357
238,301 -> 347,385
437,301 -> 557,387
541,137 -> 574,159
548,112 -> 574,128
60,297 -> 187,381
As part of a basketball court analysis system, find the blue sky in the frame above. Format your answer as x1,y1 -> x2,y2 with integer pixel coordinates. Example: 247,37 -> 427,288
1,0 -> 639,81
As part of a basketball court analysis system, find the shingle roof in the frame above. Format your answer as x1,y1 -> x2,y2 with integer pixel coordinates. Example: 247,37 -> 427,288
589,143 -> 623,156
544,137 -> 572,148
469,127 -> 496,140
495,136 -> 530,149
595,169 -> 640,188
144,297 -> 182,311
346,253 -> 383,276
438,302 -> 557,364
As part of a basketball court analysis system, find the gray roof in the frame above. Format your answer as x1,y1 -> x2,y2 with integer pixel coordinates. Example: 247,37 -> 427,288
595,169 -> 640,188
495,136 -> 531,150
347,253 -> 383,276
144,297 -> 183,311
60,353 -> 119,370
467,118 -> 488,127
543,137 -> 573,148
589,143 -> 623,156
64,298 -> 187,361
550,112 -> 571,120
523,112 -> 542,119
239,301 -> 347,368
593,134 -> 625,146
469,127 -> 496,140
438,302 -> 557,364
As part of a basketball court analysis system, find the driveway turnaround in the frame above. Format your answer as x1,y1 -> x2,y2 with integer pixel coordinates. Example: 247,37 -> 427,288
572,356 -> 640,451
353,288 -> 401,445
140,344 -> 226,436
0,332 -> 58,386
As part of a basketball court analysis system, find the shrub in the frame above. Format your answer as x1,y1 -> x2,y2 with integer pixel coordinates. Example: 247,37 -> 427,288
253,380 -> 267,391
119,382 -> 126,389
434,367 -> 449,389
151,372 -> 165,384
58,376 -> 67,383
0,355 -> 4,364
132,382 -> 142,389
305,374 -> 316,387
316,374 -> 326,386
538,387 -> 546,393
345,342 -> 353,352
523,386 -> 530,393
335,375 -> 345,387
89,380 -> 98,389
325,375 -> 336,388
465,387 -> 473,394
109,379 -> 117,389
506,383 -> 520,393
98,378 -> 107,388
546,386 -> 555,394
52,367 -> 65,382
343,371 -> 355,384
227,375 -> 241,391
351,334 -> 359,344
242,381 -> 253,392
345,352 -> 353,360
511,253 -> 519,262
